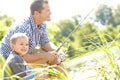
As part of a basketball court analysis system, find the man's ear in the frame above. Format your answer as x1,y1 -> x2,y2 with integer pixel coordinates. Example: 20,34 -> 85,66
34,11 -> 40,15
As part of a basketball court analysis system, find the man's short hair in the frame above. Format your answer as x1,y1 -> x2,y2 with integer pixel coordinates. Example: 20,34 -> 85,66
30,0 -> 48,15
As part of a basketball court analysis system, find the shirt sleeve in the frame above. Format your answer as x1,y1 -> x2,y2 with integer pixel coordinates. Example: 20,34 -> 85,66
9,57 -> 26,78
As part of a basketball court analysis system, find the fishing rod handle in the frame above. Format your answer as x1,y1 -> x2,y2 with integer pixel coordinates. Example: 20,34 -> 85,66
56,47 -> 66,63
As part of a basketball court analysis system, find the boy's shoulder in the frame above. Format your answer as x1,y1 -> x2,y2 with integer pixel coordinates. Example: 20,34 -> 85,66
7,52 -> 23,64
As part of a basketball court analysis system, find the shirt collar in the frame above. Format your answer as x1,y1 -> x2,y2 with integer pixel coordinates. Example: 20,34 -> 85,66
29,14 -> 46,30
10,51 -> 18,55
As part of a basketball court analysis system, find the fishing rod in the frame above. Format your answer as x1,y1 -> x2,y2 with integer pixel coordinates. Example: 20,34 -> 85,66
56,3 -> 99,62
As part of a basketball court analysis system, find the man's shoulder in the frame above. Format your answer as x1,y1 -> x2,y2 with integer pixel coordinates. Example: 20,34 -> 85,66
10,16 -> 31,32
15,15 -> 31,27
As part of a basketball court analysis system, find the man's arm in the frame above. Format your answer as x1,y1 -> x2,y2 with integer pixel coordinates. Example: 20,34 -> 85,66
23,42 -> 65,64
23,51 -> 57,64
41,42 -> 57,52
41,42 -> 66,64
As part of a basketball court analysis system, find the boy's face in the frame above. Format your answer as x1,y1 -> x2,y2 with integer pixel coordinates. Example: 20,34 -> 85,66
12,37 -> 29,56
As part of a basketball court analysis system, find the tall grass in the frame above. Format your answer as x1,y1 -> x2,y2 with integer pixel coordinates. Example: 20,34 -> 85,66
0,54 -> 6,79
95,30 -> 120,80
65,30 -> 120,80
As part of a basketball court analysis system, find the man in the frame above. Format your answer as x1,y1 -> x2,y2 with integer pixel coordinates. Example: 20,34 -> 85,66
0,0 -> 65,67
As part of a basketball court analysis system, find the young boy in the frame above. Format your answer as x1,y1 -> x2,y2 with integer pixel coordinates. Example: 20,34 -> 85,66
2,33 -> 36,80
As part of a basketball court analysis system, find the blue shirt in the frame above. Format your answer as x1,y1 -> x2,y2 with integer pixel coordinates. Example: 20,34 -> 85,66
2,51 -> 36,80
2,51 -> 27,79
0,14 -> 49,59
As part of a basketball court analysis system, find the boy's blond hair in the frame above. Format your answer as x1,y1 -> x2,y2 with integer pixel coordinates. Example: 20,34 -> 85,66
10,33 -> 28,44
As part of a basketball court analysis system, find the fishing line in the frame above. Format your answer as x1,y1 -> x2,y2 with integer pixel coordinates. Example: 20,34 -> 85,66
56,2 -> 99,52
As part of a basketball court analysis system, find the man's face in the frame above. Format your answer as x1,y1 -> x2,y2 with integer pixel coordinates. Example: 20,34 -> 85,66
39,3 -> 51,21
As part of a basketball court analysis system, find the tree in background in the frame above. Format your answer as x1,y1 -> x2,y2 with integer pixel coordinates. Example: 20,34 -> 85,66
72,14 -> 81,25
0,14 -> 14,41
0,14 -> 14,27
112,4 -> 120,27
94,4 -> 113,26
55,19 -> 75,42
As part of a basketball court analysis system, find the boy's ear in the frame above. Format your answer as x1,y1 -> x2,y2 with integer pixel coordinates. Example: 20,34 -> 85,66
10,43 -> 14,50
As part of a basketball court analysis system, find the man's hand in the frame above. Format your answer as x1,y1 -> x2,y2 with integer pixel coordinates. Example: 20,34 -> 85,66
57,54 -> 66,63
57,50 -> 66,62
41,42 -> 66,65
47,50 -> 66,65
46,51 -> 59,65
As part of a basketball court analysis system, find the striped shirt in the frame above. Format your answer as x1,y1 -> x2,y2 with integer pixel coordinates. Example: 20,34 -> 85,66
0,14 -> 49,59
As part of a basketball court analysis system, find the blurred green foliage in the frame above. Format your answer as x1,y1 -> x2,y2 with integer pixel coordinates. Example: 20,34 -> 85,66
0,15 -> 15,41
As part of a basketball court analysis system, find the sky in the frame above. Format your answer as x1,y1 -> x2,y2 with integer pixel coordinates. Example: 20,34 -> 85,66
0,0 -> 120,22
